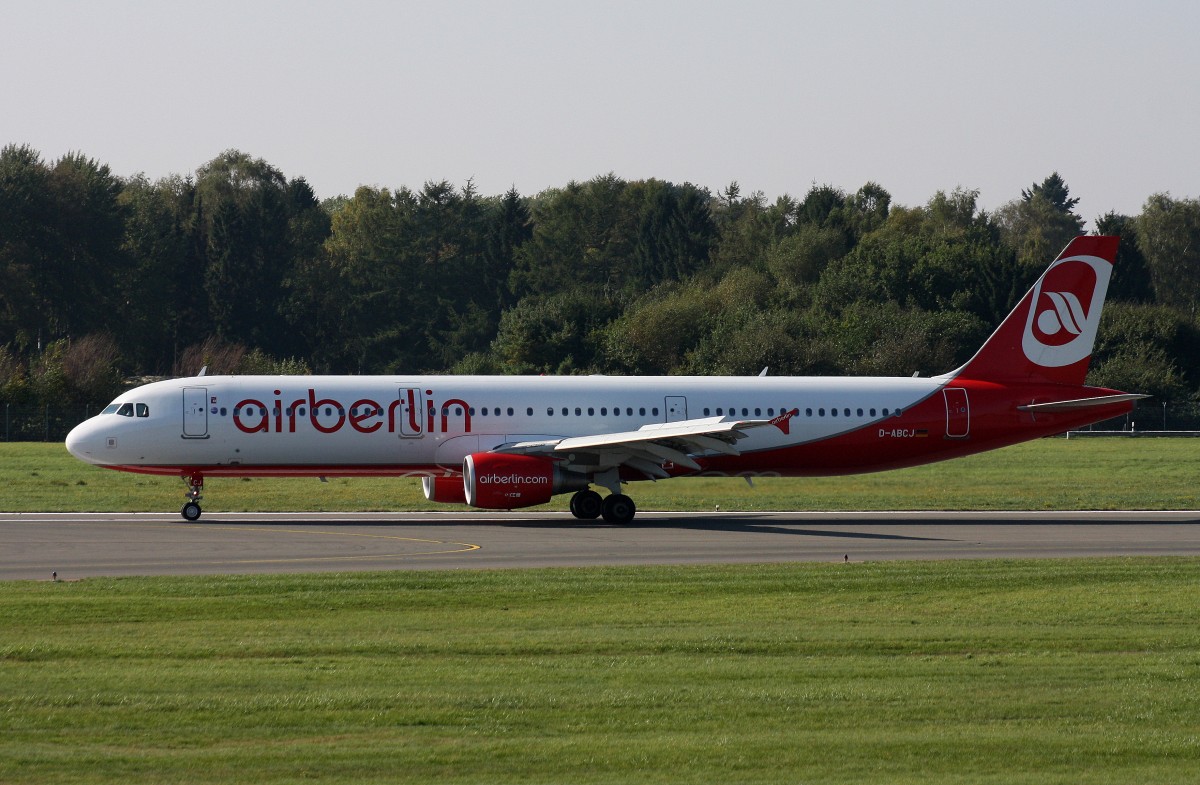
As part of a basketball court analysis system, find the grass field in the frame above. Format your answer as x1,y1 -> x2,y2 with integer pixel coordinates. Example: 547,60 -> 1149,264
2,559 -> 1199,784
5,441 -> 1200,782
5,437 -> 1200,512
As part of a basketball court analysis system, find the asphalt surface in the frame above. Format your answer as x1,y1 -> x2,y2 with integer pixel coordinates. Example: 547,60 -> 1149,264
2,510 -> 1199,580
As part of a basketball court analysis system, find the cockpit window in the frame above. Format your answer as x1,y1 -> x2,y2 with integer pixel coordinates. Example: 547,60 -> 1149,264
116,403 -> 134,417
135,403 -> 150,418
102,404 -> 119,415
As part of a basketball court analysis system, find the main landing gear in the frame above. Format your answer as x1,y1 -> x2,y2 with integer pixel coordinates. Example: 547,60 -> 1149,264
569,489 -> 636,524
180,474 -> 204,521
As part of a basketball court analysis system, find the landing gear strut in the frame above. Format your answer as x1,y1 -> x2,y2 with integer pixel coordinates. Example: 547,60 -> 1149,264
180,474 -> 204,521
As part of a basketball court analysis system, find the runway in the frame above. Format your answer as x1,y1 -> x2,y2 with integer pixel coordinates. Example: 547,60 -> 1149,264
2,510 -> 1199,580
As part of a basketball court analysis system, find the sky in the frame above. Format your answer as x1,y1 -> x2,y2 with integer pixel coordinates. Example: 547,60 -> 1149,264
4,1 -> 1197,225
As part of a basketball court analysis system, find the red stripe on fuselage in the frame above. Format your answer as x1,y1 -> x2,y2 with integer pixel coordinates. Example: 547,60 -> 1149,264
101,463 -> 451,479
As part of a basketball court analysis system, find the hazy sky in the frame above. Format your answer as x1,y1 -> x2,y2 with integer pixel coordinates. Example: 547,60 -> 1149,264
4,1 -> 1196,225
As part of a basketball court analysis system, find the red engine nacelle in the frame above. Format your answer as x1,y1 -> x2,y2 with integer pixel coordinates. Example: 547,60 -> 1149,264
463,453 -> 587,509
422,475 -> 468,505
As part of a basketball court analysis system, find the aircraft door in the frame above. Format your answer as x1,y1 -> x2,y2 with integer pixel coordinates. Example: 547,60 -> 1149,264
398,388 -> 424,437
665,396 -> 687,423
943,387 -> 970,439
182,387 -> 208,438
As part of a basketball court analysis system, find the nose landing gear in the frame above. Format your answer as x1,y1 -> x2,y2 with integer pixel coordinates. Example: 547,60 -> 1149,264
180,474 -> 204,521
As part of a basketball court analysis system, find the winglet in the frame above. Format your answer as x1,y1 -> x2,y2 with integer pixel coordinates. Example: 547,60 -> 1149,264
770,408 -> 800,435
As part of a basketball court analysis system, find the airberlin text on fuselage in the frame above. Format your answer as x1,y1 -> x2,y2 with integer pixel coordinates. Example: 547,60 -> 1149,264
232,389 -> 470,435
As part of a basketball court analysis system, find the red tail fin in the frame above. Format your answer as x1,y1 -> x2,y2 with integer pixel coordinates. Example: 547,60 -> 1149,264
949,235 -> 1119,385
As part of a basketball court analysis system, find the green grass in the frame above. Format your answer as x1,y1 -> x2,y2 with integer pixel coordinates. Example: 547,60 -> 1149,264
2,560 -> 1199,783
6,437 -> 1200,512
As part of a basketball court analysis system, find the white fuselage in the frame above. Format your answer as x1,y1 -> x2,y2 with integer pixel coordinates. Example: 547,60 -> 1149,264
66,374 -> 946,477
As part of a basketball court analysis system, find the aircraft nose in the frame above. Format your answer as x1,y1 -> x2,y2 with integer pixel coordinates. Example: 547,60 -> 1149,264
65,419 -> 103,464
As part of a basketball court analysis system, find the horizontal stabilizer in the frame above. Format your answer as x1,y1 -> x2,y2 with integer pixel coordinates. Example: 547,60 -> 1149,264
1016,393 -> 1149,412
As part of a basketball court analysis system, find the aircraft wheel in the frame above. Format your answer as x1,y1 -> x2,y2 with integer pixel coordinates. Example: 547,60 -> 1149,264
569,489 -> 603,520
601,493 -> 636,524
181,502 -> 202,521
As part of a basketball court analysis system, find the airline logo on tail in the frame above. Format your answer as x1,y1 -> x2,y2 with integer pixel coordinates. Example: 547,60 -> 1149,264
1021,254 -> 1111,368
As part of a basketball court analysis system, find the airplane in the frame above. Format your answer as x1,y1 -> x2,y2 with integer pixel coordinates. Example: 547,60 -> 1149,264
66,235 -> 1145,523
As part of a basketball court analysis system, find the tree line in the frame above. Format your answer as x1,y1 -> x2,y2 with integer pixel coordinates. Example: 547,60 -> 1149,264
2,144 -> 1199,416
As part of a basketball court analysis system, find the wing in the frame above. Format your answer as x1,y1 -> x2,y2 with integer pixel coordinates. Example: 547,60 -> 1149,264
494,409 -> 798,479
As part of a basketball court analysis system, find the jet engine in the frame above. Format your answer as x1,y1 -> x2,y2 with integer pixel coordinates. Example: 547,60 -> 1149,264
463,452 -> 588,509
421,475 -> 468,505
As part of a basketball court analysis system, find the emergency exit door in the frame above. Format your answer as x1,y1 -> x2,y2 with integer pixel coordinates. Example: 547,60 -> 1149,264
665,396 -> 687,422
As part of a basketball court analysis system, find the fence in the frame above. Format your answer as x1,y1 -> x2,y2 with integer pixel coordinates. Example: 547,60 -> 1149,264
1089,401 -> 1200,433
7,400 -> 1200,443
3,405 -> 103,442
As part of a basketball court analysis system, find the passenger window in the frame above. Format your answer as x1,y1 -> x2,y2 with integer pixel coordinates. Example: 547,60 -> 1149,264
588,407 -> 594,416
806,408 -> 813,417
135,403 -> 149,418
870,408 -> 876,417
819,408 -> 825,416
831,408 -> 838,417
639,407 -> 646,416
527,407 -> 534,416
703,408 -> 710,416
844,408 -> 850,417
574,407 -> 582,416
754,408 -> 761,417
508,408 -> 515,416
547,407 -> 554,416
